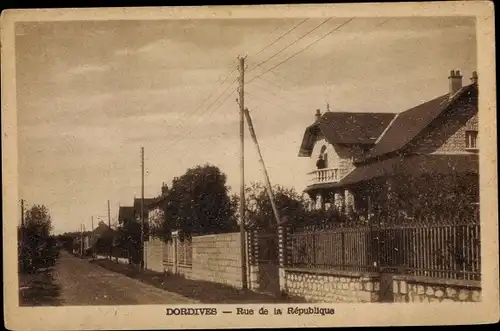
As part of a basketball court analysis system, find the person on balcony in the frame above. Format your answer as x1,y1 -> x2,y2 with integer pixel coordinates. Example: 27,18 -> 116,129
316,154 -> 326,170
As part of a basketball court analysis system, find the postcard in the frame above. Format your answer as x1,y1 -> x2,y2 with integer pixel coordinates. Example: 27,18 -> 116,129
2,2 -> 498,330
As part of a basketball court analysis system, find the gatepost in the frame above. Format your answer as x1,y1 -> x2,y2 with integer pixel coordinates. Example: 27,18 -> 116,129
277,224 -> 286,294
248,228 -> 259,290
172,230 -> 179,275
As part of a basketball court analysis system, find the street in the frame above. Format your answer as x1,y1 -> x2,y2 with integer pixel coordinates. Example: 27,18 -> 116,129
20,250 -> 197,306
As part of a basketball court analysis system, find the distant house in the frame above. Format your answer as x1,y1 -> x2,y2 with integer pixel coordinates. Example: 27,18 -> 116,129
118,206 -> 135,226
147,184 -> 169,240
91,221 -> 115,247
298,69 -> 479,217
134,197 -> 155,223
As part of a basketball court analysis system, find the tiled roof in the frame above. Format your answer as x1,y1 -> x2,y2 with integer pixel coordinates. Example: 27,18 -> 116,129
133,198 -> 155,212
118,206 -> 134,224
320,112 -> 397,144
298,112 -> 396,157
361,83 -> 478,162
148,194 -> 168,209
340,154 -> 479,186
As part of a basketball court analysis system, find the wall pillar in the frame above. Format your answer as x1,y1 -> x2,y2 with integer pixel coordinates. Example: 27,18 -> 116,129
278,225 -> 287,294
172,231 -> 179,275
344,189 -> 355,215
334,191 -> 344,213
315,193 -> 325,210
248,229 -> 259,290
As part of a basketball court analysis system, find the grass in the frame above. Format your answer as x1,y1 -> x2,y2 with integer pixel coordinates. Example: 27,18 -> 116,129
19,266 -> 62,306
90,259 -> 301,304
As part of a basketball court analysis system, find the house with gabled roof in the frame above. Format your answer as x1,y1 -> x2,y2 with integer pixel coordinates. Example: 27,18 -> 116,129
298,69 -> 479,217
147,183 -> 169,239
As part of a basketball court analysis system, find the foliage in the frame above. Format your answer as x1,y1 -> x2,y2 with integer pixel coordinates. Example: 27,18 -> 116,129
18,204 -> 57,273
384,170 -> 479,222
114,220 -> 139,262
149,200 -> 171,242
241,182 -> 305,229
241,182 -> 355,230
164,164 -> 238,239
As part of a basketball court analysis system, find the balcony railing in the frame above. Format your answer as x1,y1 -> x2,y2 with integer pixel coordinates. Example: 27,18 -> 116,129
308,168 -> 340,184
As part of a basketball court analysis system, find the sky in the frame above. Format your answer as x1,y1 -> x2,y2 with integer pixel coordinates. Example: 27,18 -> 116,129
15,16 -> 477,234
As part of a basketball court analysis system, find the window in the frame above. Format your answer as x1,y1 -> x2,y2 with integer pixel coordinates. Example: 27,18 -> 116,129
465,130 -> 478,149
323,153 -> 328,168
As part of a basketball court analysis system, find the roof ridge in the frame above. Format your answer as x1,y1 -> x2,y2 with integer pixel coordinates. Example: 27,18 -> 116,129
361,84 -> 476,162
374,113 -> 400,144
323,111 -> 397,116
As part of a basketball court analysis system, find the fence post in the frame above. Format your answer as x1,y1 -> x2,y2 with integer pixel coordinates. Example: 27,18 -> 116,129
278,225 -> 286,295
285,225 -> 292,268
341,231 -> 345,268
172,231 -> 178,275
248,229 -> 259,290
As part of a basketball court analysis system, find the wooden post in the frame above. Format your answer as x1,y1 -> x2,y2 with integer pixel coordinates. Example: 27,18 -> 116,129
244,108 -> 281,227
238,56 -> 248,290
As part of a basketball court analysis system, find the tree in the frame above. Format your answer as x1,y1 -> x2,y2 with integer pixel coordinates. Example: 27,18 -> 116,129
242,182 -> 351,230
165,164 -> 238,238
242,182 -> 307,229
19,204 -> 55,272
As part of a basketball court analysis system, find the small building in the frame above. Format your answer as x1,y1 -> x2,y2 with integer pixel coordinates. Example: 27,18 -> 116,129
147,183 -> 169,240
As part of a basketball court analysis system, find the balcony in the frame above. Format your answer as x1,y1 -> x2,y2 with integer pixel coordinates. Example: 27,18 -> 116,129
308,168 -> 340,185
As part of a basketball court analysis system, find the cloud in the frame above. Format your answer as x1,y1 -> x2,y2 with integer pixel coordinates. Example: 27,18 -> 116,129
65,64 -> 111,75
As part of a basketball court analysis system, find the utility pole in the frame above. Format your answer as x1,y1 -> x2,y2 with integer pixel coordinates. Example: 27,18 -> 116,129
20,199 -> 25,270
91,216 -> 95,258
108,200 -> 111,259
20,199 -> 24,242
80,224 -> 84,258
237,56 -> 248,290
140,146 -> 145,271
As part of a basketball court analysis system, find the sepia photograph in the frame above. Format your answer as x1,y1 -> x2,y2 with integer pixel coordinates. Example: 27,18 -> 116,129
2,2 -> 498,330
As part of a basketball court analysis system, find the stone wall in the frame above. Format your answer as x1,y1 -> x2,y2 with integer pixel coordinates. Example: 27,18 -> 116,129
144,237 -> 164,273
160,232 -> 244,289
392,275 -> 481,303
284,268 -> 380,303
189,232 -> 243,288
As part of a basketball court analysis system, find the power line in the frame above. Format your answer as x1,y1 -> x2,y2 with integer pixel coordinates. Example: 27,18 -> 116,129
248,17 -> 391,89
166,65 -> 237,129
247,17 -> 356,85
159,64 -> 238,150
245,91 -> 290,113
160,81 -> 238,152
247,18 -> 331,75
246,81 -> 311,109
243,20 -> 293,58
248,18 -> 309,61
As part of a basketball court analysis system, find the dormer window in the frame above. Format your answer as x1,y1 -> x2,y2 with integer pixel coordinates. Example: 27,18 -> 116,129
465,130 -> 478,150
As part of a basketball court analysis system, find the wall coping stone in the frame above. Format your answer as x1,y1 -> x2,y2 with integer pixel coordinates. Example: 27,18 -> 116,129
192,232 -> 240,240
178,264 -> 193,268
393,275 -> 481,289
284,267 -> 379,279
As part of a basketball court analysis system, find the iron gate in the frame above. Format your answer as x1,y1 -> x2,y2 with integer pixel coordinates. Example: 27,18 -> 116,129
256,233 -> 280,296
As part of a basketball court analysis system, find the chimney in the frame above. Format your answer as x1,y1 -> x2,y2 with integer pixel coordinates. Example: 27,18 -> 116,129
448,69 -> 463,97
470,71 -> 478,85
315,109 -> 322,122
161,183 -> 168,195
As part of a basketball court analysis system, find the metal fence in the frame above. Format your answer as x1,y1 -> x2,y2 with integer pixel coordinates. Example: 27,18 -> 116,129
289,226 -> 375,272
288,219 -> 481,281
375,222 -> 481,281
